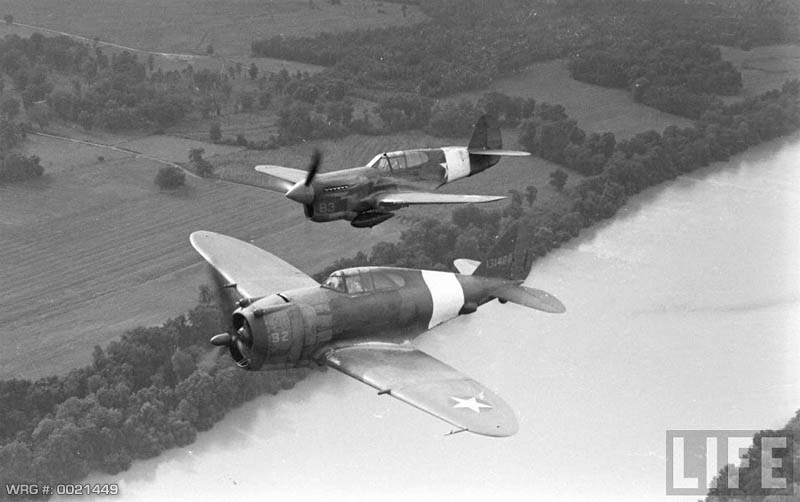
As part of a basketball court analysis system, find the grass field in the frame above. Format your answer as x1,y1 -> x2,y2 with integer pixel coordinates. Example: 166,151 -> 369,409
0,22 -> 326,78
210,128 -> 574,217
0,133 -> 404,380
452,59 -> 694,139
0,57 -> 694,381
0,123 -> 572,381
3,5 -> 795,382
1,0 -> 426,57
719,44 -> 800,101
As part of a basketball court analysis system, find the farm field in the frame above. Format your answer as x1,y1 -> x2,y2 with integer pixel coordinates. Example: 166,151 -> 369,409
168,111 -> 281,145
167,97 -> 378,146
7,14 -> 797,382
0,125 -> 570,381
211,129 -> 575,219
1,47 -> 705,381
0,0 -> 426,57
0,23 -> 326,78
452,59 -> 694,139
0,134 -> 403,380
719,44 -> 800,101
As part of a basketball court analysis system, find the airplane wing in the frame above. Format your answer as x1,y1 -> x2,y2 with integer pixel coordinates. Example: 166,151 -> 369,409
468,149 -> 530,157
190,231 -> 318,299
254,165 -> 307,193
375,192 -> 505,207
320,341 -> 518,437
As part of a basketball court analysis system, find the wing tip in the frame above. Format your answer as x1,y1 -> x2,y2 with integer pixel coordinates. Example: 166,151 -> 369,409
189,230 -> 212,246
474,424 -> 519,438
254,164 -> 281,173
463,412 -> 519,437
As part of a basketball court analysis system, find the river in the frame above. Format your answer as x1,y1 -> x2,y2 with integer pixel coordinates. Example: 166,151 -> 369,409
76,135 -> 800,502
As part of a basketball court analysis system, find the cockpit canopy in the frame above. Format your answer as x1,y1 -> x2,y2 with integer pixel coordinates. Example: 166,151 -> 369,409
367,150 -> 429,172
322,268 -> 406,294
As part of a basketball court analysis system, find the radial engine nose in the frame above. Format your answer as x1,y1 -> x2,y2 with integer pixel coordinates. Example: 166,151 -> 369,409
208,306 -> 256,369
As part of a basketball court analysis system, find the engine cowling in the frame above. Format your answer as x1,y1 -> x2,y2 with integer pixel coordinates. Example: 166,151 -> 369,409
229,296 -> 330,371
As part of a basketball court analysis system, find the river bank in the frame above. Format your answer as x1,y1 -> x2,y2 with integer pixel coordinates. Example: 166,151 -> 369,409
70,130 -> 800,502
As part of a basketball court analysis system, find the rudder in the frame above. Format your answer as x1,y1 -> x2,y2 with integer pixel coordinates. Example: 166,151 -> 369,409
473,221 -> 532,280
468,114 -> 502,151
470,221 -> 565,313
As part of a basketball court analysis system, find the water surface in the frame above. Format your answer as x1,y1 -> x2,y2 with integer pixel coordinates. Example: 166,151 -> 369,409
77,135 -> 800,502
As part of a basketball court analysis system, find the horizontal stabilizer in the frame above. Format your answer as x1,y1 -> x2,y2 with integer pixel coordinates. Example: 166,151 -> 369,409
254,165 -> 308,193
468,149 -> 530,157
453,259 -> 480,276
376,192 -> 505,206
492,284 -> 565,314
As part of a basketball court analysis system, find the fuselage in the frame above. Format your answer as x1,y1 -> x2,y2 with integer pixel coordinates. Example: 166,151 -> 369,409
233,267 -> 513,370
306,147 -> 501,224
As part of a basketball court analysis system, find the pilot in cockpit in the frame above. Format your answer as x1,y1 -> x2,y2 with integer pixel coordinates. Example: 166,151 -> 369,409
346,274 -> 364,293
323,273 -> 346,292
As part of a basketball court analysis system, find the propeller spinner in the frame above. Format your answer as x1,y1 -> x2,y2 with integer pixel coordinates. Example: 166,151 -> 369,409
285,149 -> 321,205
211,317 -> 253,369
205,265 -> 254,368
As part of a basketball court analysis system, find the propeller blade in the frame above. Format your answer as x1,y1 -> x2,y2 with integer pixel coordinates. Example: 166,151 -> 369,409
210,333 -> 232,346
286,150 -> 322,205
206,265 -> 238,320
305,149 -> 321,186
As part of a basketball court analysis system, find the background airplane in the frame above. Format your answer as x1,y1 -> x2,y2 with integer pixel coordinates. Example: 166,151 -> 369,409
191,225 -> 564,437
255,115 -> 530,227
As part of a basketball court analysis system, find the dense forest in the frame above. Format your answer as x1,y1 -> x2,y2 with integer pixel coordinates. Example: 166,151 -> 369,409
2,0 -> 798,150
1,0 -> 800,496
0,71 -> 41,182
2,73 -> 797,492
252,0 -> 798,97
315,79 -> 800,279
0,290 -> 310,498
568,39 -> 741,118
707,411 -> 798,499
0,33 -> 190,131
0,32 -> 362,151
0,30 -> 491,154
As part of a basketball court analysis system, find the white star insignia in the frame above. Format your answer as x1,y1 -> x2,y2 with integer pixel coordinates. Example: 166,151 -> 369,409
450,395 -> 493,413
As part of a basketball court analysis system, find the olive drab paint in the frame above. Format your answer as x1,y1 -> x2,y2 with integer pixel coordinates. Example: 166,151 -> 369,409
254,114 -> 529,228
192,230 -> 564,436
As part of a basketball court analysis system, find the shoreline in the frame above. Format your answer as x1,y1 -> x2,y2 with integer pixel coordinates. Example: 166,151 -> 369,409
72,130 -> 800,501
3,130 -> 799,384
541,131 -> 800,258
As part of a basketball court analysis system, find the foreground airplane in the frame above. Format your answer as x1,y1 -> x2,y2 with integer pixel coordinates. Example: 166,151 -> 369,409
191,228 -> 564,437
255,115 -> 530,228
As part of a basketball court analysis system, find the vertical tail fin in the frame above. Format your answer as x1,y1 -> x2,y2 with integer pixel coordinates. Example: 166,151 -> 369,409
472,220 -> 533,280
467,115 -> 529,175
470,220 -> 566,314
468,114 -> 502,151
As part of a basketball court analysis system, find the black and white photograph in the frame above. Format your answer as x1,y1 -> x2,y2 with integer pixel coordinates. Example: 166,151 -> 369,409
0,1 -> 798,500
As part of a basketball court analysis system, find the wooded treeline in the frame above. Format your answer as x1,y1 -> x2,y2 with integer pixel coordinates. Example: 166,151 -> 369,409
0,293 -> 310,498
568,39 -> 742,118
2,1 -> 799,494
252,0 -> 798,98
315,79 -> 800,278
707,411 -> 798,500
